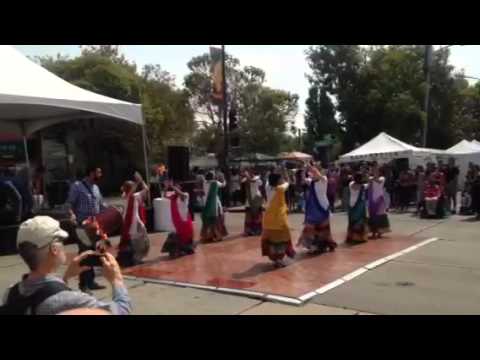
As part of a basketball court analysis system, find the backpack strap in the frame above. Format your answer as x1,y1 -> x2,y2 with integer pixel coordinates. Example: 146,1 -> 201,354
81,180 -> 96,199
29,281 -> 71,315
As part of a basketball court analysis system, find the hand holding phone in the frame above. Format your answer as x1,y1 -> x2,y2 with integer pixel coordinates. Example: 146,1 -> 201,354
80,252 -> 105,267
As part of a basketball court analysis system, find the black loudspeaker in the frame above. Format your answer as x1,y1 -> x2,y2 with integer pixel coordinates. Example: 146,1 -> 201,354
167,146 -> 190,181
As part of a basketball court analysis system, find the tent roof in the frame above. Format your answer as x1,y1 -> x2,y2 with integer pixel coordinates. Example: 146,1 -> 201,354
472,140 -> 480,147
278,151 -> 312,160
340,132 -> 416,160
339,132 -> 448,162
446,140 -> 480,154
0,45 -> 142,136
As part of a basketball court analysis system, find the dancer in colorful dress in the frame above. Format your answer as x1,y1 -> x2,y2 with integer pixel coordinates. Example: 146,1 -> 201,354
297,164 -> 337,254
117,172 -> 150,268
242,169 -> 264,236
346,172 -> 369,244
261,170 -> 295,268
200,171 -> 228,243
368,165 -> 391,239
161,181 -> 195,258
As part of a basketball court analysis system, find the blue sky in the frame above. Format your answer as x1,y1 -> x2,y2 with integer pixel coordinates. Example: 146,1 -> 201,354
14,45 -> 480,128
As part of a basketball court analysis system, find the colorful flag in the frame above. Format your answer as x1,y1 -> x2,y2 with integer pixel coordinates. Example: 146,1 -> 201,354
210,47 -> 224,103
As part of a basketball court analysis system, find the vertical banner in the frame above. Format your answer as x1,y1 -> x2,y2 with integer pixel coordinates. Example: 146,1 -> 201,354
210,46 -> 224,104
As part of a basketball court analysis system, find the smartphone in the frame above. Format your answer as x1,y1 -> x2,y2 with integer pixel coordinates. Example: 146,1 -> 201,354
80,253 -> 105,267
80,244 -> 107,267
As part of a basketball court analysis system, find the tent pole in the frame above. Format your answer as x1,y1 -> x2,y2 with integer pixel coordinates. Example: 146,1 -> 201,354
21,121 -> 33,204
21,121 -> 31,173
141,111 -> 150,185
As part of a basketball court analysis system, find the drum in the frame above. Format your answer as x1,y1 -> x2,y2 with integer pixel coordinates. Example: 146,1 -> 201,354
77,207 -> 123,248
95,206 -> 123,237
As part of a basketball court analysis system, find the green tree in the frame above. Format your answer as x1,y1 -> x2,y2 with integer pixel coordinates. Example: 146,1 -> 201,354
306,45 -> 463,151
452,81 -> 480,141
306,45 -> 366,150
141,64 -> 195,161
238,86 -> 298,155
304,84 -> 337,152
37,45 -> 140,103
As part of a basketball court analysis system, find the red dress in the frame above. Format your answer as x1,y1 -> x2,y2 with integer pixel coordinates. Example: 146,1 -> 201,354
119,192 -> 147,252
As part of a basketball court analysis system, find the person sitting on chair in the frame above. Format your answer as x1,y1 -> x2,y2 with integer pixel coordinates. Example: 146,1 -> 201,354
421,180 -> 444,218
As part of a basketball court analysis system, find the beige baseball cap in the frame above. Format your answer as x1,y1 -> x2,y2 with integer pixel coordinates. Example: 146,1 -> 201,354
17,216 -> 69,249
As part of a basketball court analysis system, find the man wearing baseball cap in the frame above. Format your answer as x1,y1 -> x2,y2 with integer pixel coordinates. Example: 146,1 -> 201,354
0,216 -> 132,315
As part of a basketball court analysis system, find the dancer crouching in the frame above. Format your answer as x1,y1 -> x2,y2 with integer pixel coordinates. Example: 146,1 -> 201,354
161,181 -> 195,258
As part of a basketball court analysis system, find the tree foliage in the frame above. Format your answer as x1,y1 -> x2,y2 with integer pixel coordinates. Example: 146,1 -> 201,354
304,84 -> 337,152
452,81 -> 480,141
305,45 -> 466,151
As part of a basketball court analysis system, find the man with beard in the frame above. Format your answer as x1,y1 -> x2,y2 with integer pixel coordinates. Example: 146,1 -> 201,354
66,166 -> 108,294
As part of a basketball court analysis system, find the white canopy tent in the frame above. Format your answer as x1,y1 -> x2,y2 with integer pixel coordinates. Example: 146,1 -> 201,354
338,132 -> 447,166
0,45 -> 149,181
446,139 -> 480,154
446,140 -> 480,190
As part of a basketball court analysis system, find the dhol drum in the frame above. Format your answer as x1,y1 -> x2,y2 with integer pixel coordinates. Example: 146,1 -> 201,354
95,206 -> 124,237
76,206 -> 123,248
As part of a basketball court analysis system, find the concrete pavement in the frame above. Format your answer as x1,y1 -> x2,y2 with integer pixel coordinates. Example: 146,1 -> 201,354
1,211 -> 479,314
311,214 -> 480,315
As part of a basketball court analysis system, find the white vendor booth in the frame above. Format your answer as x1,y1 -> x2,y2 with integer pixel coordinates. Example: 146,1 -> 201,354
338,132 -> 448,167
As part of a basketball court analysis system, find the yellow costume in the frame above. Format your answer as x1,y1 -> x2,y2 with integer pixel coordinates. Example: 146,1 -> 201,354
261,183 -> 295,262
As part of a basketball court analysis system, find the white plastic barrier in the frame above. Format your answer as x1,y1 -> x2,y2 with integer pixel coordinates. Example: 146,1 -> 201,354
153,198 -> 175,232
32,194 -> 44,213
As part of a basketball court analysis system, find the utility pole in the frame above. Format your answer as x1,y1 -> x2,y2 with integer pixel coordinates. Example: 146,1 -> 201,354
221,45 -> 231,206
422,45 -> 433,148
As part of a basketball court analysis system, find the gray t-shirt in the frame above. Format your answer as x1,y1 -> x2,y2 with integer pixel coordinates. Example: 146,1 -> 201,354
2,274 -> 132,315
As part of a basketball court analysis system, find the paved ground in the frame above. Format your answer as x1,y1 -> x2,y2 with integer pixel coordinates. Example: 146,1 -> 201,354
1,211 -> 479,315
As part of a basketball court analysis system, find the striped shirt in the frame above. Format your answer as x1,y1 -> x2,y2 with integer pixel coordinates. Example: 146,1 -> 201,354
66,179 -> 105,223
